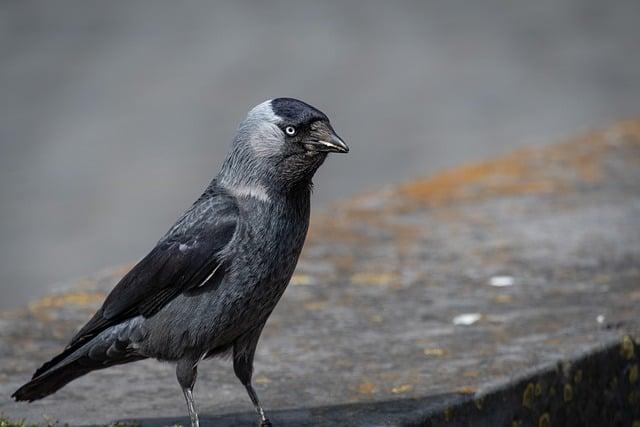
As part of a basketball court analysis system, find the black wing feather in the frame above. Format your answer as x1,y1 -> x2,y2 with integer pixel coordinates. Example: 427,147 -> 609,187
66,183 -> 238,351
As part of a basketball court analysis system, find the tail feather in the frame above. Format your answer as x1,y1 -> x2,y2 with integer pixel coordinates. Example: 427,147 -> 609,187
12,360 -> 92,402
13,353 -> 144,402
12,321 -> 146,402
31,340 -> 86,380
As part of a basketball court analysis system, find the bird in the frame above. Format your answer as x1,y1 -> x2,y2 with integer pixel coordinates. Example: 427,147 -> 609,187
12,98 -> 349,427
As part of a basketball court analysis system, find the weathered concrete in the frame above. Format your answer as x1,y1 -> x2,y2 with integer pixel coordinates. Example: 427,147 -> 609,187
1,120 -> 639,426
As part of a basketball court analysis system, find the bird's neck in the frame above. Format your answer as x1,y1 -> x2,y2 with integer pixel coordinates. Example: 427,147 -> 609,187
218,152 -> 314,197
217,165 -> 313,205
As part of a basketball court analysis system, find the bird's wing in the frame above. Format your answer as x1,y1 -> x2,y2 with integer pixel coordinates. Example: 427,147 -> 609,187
68,184 -> 239,350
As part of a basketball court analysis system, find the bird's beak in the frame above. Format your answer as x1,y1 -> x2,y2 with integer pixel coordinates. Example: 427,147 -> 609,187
304,130 -> 349,154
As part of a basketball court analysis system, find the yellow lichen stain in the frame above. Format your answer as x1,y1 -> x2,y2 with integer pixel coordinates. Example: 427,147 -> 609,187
254,376 -> 271,385
621,335 -> 636,360
28,291 -> 105,311
522,383 -> 535,409
474,397 -> 484,411
629,364 -> 639,385
593,273 -> 612,284
423,348 -> 445,357
358,381 -> 377,395
303,301 -> 328,311
290,274 -> 313,285
494,294 -> 513,304
391,384 -> 413,394
564,384 -> 573,402
574,369 -> 583,384
350,272 -> 397,286
535,382 -> 543,397
512,420 -> 523,427
538,413 -> 551,427
631,420 -> 640,427
457,386 -> 477,395
369,314 -> 384,323
444,408 -> 453,422
464,371 -> 480,378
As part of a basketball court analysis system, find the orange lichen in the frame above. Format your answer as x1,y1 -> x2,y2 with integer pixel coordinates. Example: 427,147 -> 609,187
457,385 -> 477,395
254,376 -> 271,385
350,272 -> 398,286
621,335 -> 636,360
353,118 -> 640,210
401,149 -> 560,205
28,291 -> 105,311
423,348 -> 446,357
391,383 -> 414,394
358,382 -> 377,395
302,300 -> 328,311
290,274 -> 313,286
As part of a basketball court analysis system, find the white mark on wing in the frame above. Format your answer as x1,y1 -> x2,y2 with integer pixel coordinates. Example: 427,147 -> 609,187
197,263 -> 222,288
179,243 -> 189,252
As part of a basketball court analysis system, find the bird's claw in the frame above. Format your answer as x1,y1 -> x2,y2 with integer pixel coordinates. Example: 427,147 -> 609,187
260,419 -> 273,427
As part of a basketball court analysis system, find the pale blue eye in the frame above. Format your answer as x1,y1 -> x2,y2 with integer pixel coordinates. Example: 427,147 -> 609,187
285,126 -> 296,136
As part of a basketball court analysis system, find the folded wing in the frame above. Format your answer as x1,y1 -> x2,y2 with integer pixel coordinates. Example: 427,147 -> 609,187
32,183 -> 238,379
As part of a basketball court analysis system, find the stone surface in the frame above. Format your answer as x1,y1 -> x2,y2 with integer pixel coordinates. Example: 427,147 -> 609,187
1,120 -> 639,426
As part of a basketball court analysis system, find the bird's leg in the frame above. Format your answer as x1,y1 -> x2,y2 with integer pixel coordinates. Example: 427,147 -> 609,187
177,358 -> 200,427
183,387 -> 199,427
233,326 -> 271,426
245,381 -> 271,427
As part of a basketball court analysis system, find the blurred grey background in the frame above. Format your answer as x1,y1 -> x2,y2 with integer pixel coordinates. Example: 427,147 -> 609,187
1,0 -> 639,309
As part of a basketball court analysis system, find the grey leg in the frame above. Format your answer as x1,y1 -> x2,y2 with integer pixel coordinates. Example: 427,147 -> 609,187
182,387 -> 200,427
177,358 -> 200,427
233,325 -> 271,426
245,382 -> 271,427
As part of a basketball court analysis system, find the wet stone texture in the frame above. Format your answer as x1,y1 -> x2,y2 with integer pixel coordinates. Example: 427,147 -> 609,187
1,120 -> 640,426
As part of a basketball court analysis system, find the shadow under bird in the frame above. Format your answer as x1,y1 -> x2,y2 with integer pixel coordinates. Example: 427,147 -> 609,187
12,98 -> 349,427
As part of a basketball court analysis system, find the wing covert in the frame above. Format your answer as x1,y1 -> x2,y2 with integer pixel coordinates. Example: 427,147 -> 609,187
68,183 -> 238,348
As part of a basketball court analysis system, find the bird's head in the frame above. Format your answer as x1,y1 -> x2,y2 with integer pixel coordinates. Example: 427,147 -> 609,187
220,98 -> 348,192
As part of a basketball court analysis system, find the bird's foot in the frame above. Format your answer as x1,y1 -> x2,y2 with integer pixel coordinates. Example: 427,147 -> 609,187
260,419 -> 273,427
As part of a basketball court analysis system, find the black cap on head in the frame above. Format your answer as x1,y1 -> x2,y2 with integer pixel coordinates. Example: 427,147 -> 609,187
270,98 -> 328,125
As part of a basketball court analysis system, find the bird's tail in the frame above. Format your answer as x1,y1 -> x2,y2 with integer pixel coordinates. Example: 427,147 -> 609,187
12,324 -> 146,402
12,358 -> 93,402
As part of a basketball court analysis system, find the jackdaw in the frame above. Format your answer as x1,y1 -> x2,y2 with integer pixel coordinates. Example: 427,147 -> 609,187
13,98 -> 349,427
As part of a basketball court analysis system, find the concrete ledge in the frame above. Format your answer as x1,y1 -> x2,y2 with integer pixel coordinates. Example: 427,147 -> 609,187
114,335 -> 640,427
2,120 -> 640,426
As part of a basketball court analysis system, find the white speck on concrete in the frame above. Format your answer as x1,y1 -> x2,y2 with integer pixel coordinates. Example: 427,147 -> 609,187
596,314 -> 605,324
453,313 -> 482,326
489,276 -> 514,287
